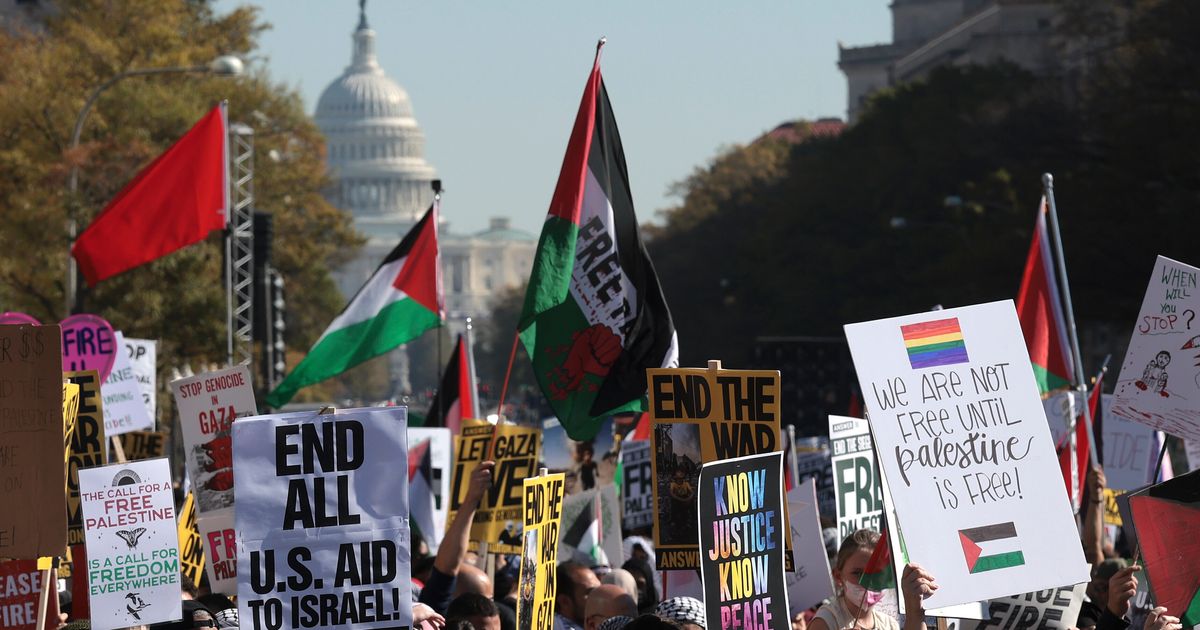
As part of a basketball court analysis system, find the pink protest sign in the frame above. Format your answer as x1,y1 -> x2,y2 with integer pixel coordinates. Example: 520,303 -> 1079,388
0,311 -> 40,325
61,313 -> 117,381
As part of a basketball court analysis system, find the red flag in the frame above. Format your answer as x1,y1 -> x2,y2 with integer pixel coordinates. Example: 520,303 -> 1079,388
72,104 -> 228,286
1016,199 -> 1074,394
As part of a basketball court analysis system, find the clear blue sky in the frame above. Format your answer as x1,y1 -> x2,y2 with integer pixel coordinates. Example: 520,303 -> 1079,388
215,0 -> 891,234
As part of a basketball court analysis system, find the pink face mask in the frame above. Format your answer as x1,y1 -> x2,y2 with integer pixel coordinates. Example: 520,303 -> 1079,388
843,580 -> 885,608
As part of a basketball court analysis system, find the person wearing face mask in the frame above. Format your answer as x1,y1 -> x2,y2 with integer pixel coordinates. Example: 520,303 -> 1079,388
809,529 -> 937,630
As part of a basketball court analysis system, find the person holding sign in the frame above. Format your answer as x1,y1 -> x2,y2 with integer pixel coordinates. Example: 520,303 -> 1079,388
422,460 -> 496,614
809,530 -> 936,630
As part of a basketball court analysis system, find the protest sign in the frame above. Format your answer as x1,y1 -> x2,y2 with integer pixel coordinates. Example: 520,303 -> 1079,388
176,491 -> 205,588
448,421 -> 539,553
1102,489 -> 1124,526
543,416 -> 617,495
844,300 -> 1090,608
1111,256 -> 1200,440
408,427 -> 453,546
649,364 -> 788,570
0,313 -> 39,326
662,570 -> 705,600
0,324 -> 64,559
958,584 -> 1084,630
698,451 -> 790,630
78,457 -> 180,630
234,407 -> 413,630
100,332 -> 153,437
199,512 -> 236,592
557,484 -> 621,568
63,381 -> 79,478
516,473 -> 565,630
1043,391 -> 1157,490
793,441 -> 834,519
60,314 -> 117,381
123,338 -> 156,420
65,370 -> 107,547
828,415 -> 882,542
619,439 -> 654,530
0,558 -> 58,630
785,477 -> 835,613
1128,469 -> 1200,628
116,431 -> 166,462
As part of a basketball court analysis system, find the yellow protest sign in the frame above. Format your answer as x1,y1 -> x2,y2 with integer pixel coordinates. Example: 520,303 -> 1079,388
63,382 -> 79,484
1103,488 -> 1125,526
177,491 -> 206,586
517,473 -> 565,630
448,420 -> 540,553
64,370 -> 107,546
648,363 -> 790,569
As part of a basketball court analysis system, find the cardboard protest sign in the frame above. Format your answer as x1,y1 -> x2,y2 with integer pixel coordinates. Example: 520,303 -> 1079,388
828,416 -> 882,542
844,300 -> 1090,608
1111,256 -> 1200,440
1127,468 -> 1200,628
516,473 -> 565,630
698,451 -> 790,630
176,491 -> 205,588
0,324 -> 64,559
123,337 -> 156,420
0,558 -> 58,630
649,365 -> 788,570
619,439 -> 654,530
65,370 -> 107,547
116,431 -> 166,462
234,407 -> 413,630
448,421 -> 539,553
408,427 -> 453,549
543,416 -> 617,495
100,332 -> 153,437
785,477 -> 835,613
957,584 -> 1084,630
60,314 -> 117,381
557,484 -> 621,568
78,457 -> 180,630
1043,391 -> 1157,490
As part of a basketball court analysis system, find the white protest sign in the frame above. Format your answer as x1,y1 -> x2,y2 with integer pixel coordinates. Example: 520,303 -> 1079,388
1043,391 -> 1158,490
1111,256 -> 1200,440
619,439 -> 654,530
829,415 -> 882,542
407,427 -> 452,549
100,332 -> 154,436
786,477 -> 835,613
958,583 -> 1084,630
794,446 -> 834,519
124,337 -> 156,420
78,457 -> 181,630
198,511 -> 236,594
844,300 -> 1089,608
234,407 -> 412,630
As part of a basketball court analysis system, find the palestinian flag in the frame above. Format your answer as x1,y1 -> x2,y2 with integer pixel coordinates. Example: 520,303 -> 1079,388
1016,199 -> 1074,394
859,526 -> 895,591
417,334 -> 476,434
518,44 -> 678,441
958,522 -> 1025,574
409,439 -> 442,550
562,492 -> 605,567
1128,469 -> 1200,627
266,204 -> 442,407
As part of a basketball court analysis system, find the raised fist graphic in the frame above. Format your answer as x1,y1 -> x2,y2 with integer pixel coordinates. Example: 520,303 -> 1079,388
202,434 -> 232,473
548,324 -> 621,400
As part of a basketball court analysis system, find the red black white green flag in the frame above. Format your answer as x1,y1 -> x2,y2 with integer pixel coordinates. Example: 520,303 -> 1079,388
1016,199 -> 1074,394
518,45 -> 678,440
418,333 -> 476,434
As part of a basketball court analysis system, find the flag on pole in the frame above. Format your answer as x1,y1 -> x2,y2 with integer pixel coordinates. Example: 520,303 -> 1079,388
562,492 -> 605,567
859,526 -> 895,591
72,104 -> 229,286
408,438 -> 441,550
1016,198 -> 1074,394
265,204 -> 442,407
419,334 -> 476,434
1056,389 -> 1097,511
518,44 -> 678,440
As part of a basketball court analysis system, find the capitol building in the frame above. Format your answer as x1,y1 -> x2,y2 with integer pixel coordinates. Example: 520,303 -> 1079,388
314,6 -> 536,393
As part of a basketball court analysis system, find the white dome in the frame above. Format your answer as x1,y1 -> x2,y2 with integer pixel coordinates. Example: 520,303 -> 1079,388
316,70 -> 414,120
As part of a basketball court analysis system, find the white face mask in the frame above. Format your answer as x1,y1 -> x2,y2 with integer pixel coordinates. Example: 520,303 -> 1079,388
842,580 -> 885,608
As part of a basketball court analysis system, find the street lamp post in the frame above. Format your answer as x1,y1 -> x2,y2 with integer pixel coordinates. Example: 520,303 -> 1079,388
66,55 -> 243,314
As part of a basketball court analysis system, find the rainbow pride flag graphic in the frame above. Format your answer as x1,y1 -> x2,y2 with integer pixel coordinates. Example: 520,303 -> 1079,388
901,317 -> 969,369
959,522 -> 1025,574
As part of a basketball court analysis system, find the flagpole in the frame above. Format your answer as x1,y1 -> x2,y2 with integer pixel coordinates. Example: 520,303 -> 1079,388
465,316 -> 481,414
433,181 -> 445,422
1042,173 -> 1099,470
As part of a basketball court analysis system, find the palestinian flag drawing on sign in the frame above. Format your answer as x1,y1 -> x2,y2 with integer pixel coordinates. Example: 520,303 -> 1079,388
1128,469 -> 1200,627
959,522 -> 1025,574
518,42 -> 678,440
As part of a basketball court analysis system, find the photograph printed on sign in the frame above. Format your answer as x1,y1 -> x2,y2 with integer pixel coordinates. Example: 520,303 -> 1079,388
543,416 -> 618,495
172,365 -> 258,514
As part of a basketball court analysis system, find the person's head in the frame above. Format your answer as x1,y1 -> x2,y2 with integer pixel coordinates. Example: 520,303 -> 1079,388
180,572 -> 200,600
601,568 -> 639,601
448,593 -> 501,630
620,559 -> 658,614
630,543 -> 649,564
149,600 -> 217,629
655,597 -> 705,630
455,562 -> 495,599
832,529 -> 885,611
1087,559 -> 1128,606
585,585 -> 638,630
622,614 -> 681,630
196,593 -> 238,629
557,561 -> 600,623
791,611 -> 807,630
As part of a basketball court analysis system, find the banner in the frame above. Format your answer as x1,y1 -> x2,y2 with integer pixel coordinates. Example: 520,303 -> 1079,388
116,431 -> 166,462
448,421 -> 539,553
557,484 -> 621,568
785,477 -> 835,613
65,370 -> 107,547
828,415 -> 881,542
619,439 -> 654,530
60,314 -> 117,381
123,338 -> 156,420
234,407 -> 413,630
408,427 -> 453,543
649,365 -> 787,570
958,584 -> 1084,630
1112,256 -> 1200,440
516,473 -> 565,630
172,365 -> 256,594
0,324 -> 64,559
176,491 -> 205,587
542,416 -> 618,495
100,332 -> 154,437
78,457 -> 180,630
698,452 -> 790,630
844,301 -> 1090,608
0,558 -> 58,630
1043,392 -> 1157,490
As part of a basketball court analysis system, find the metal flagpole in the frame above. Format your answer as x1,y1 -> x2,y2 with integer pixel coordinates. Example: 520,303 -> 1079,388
1042,173 -> 1099,469
432,181 -> 445,423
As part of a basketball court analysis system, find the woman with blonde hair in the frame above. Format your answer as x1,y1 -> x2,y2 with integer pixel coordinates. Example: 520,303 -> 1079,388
808,529 -> 937,630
